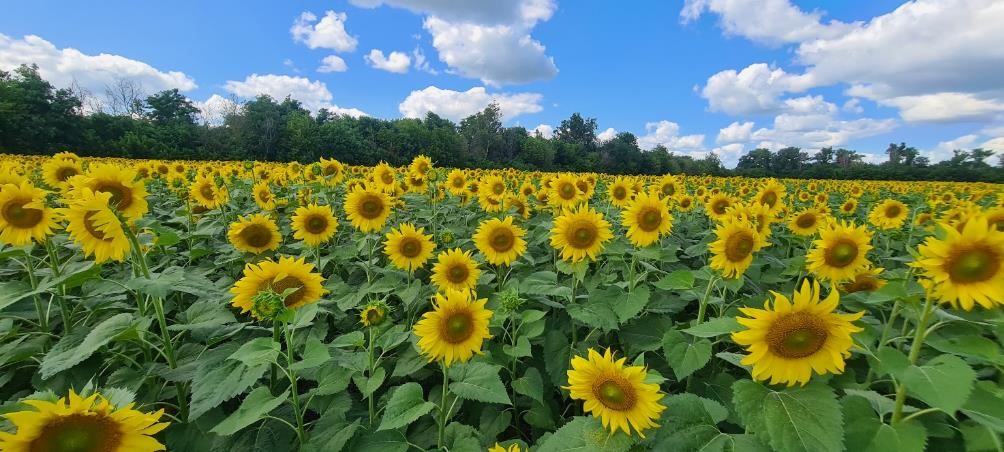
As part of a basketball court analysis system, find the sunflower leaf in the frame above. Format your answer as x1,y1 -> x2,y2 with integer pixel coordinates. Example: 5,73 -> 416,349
39,313 -> 139,379
378,382 -> 436,431
449,361 -> 510,405
901,354 -> 975,415
210,387 -> 288,435
662,330 -> 712,380
535,416 -> 634,452
733,379 -> 843,452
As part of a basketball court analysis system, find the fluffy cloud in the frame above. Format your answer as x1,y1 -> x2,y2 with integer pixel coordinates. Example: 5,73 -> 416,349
981,137 -> 1004,153
222,73 -> 365,116
398,86 -> 543,122
423,17 -> 557,86
596,127 -> 618,143
716,121 -> 754,144
193,94 -> 239,126
0,34 -> 197,98
411,47 -> 438,74
318,55 -> 348,73
364,49 -> 411,74
637,121 -> 706,151
681,0 -> 858,45
749,116 -> 897,151
532,124 -> 554,138
694,0 -> 1004,123
291,11 -> 358,52
349,0 -> 555,25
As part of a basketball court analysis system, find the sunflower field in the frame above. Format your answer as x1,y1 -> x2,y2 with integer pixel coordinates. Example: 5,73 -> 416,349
1,152 -> 1004,452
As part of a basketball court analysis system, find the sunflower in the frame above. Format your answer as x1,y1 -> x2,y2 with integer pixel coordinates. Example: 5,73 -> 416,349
488,444 -> 521,452
756,179 -> 786,213
230,256 -> 328,318
60,189 -> 131,264
227,214 -> 281,254
0,390 -> 168,452
409,154 -> 433,176
252,181 -> 275,211
985,207 -> 1004,232
371,162 -> 397,192
430,248 -> 482,293
840,267 -> 887,294
868,199 -> 908,230
344,188 -> 392,233
413,289 -> 493,366
505,195 -> 531,220
709,218 -> 766,279
384,223 -> 436,272
839,199 -> 858,216
656,174 -> 680,198
912,215 -> 1004,310
565,348 -> 665,438
607,177 -> 634,208
621,192 -> 673,248
805,221 -> 873,283
674,194 -> 696,213
0,182 -> 59,246
551,173 -> 583,209
71,163 -> 149,221
446,169 -> 467,196
360,302 -> 388,327
732,280 -> 863,387
319,157 -> 346,185
480,175 -> 508,199
291,203 -> 338,246
189,175 -> 228,210
473,216 -> 527,266
704,193 -> 734,221
42,158 -> 82,190
550,205 -> 614,262
788,207 -> 827,236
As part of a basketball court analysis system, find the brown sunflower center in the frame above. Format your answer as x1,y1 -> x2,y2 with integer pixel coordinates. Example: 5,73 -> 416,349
380,171 -> 394,185
239,224 -> 274,249
83,211 -> 111,241
29,413 -> 123,452
825,240 -> 859,268
2,198 -> 43,228
199,184 -> 216,201
399,237 -> 423,258
592,377 -> 636,411
842,202 -> 854,212
56,166 -> 79,182
946,245 -> 999,284
323,165 -> 337,176
712,199 -> 730,215
884,205 -> 902,218
492,182 -> 505,196
567,220 -> 598,249
661,184 -> 675,196
359,196 -> 385,220
766,311 -> 828,359
761,191 -> 777,207
638,208 -> 662,232
447,264 -> 469,284
843,277 -> 879,293
613,186 -> 627,200
795,213 -> 816,229
489,228 -> 515,252
365,308 -> 383,324
559,183 -> 576,200
724,231 -> 755,262
442,311 -> 474,343
269,276 -> 305,306
259,190 -> 271,202
451,177 -> 465,188
94,182 -> 133,212
305,215 -> 328,234
680,198 -> 692,208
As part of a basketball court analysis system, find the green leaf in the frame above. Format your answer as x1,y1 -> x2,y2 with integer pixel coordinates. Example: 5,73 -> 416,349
512,367 -> 544,405
352,367 -> 386,398
520,271 -> 572,298
733,379 -> 843,452
620,315 -> 674,352
536,416 -> 634,452
682,317 -> 740,338
190,346 -> 270,420
653,393 -> 729,451
211,387 -> 288,435
168,300 -> 237,332
612,287 -> 650,324
926,333 -> 1002,364
291,338 -> 330,371
303,419 -> 360,452
227,338 -> 280,367
40,313 -> 137,379
654,269 -> 695,290
961,381 -> 1004,432
865,421 -> 927,452
347,429 -> 410,452
662,330 -> 712,379
503,336 -> 532,358
901,354 -> 975,415
449,361 -> 510,404
873,347 -> 910,379
567,287 -> 619,331
377,383 -> 437,431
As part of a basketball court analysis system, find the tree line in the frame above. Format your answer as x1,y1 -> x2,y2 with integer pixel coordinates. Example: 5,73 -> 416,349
2,64 -> 1002,182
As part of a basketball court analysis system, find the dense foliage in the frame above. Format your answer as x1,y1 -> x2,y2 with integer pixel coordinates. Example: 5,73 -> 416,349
3,64 -> 1003,182
0,152 -> 1003,451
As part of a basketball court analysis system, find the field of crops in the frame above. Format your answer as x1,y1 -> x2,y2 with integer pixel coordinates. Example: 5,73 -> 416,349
0,152 -> 1003,451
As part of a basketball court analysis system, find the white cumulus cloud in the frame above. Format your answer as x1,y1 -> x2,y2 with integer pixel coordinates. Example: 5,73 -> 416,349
291,11 -> 358,52
222,73 -> 365,117
596,127 -> 618,143
637,120 -> 706,151
318,55 -> 348,73
365,49 -> 411,74
398,85 -> 542,122
532,124 -> 553,138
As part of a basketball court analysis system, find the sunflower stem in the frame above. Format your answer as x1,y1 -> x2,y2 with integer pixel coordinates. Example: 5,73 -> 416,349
891,294 -> 935,424
864,298 -> 902,387
314,245 -> 322,274
367,326 -> 376,427
43,238 -> 71,334
20,249 -> 48,332
282,321 -> 306,445
438,362 -> 450,450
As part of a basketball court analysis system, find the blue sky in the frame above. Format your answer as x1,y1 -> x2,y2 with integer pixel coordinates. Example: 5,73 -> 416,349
2,0 -> 1003,167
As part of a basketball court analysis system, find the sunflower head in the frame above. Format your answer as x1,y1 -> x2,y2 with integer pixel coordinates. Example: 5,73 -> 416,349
868,199 -> 909,230
230,256 -> 328,319
788,207 -> 827,236
344,187 -> 392,233
0,182 -> 59,246
840,267 -> 887,294
413,289 -> 493,366
550,205 -> 614,262
0,390 -> 168,452
473,216 -> 528,266
709,217 -> 767,279
732,280 -> 864,386
360,301 -> 389,327
564,348 -> 666,438
291,203 -> 338,246
227,214 -> 281,254
488,443 -> 522,452
621,191 -> 673,247
384,223 -> 436,272
431,248 -> 481,292
59,189 -> 131,264
806,220 -> 874,283
913,215 -> 1004,310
